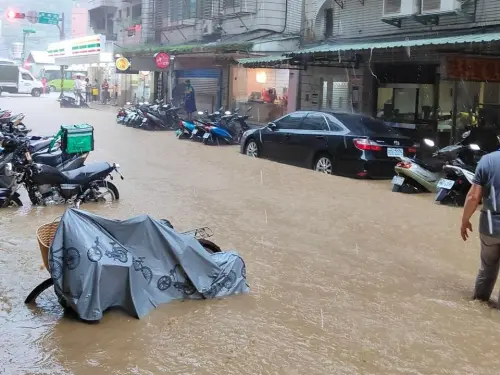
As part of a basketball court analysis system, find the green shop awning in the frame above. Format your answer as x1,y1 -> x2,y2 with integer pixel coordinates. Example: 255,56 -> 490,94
286,32 -> 500,57
237,55 -> 290,68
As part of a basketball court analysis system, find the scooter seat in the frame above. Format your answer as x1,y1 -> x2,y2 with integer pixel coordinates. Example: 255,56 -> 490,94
412,158 -> 446,173
29,139 -> 52,153
33,150 -> 63,167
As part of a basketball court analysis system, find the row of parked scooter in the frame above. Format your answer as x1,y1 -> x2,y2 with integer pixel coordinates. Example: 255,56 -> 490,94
391,127 -> 498,206
116,101 -> 252,145
0,112 -> 123,208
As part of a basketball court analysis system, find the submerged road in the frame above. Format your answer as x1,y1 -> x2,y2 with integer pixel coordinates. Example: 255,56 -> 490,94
0,94 -> 499,375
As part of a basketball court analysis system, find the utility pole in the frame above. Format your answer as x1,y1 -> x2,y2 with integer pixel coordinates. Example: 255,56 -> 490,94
21,28 -> 36,64
57,12 -> 65,98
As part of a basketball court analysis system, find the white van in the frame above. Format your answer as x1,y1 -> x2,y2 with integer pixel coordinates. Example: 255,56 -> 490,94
0,64 -> 44,97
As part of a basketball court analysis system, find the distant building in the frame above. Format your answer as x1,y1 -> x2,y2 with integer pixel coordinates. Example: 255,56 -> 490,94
72,6 -> 90,39
25,51 -> 56,77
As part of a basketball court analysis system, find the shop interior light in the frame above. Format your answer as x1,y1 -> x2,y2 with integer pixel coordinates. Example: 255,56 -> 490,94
256,71 -> 267,83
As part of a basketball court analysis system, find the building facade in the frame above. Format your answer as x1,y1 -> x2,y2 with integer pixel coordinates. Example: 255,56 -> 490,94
90,0 -> 301,116
294,0 -> 500,144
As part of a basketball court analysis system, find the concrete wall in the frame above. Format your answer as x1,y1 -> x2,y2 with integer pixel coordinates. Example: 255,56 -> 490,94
305,0 -> 500,42
160,0 -> 302,45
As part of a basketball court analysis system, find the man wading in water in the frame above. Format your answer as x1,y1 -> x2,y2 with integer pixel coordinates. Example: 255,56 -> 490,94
461,151 -> 500,303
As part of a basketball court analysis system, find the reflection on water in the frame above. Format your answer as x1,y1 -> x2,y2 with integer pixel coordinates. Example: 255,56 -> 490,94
2,98 -> 500,374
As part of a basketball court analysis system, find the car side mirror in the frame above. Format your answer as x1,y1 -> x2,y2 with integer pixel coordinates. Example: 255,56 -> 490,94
268,122 -> 277,130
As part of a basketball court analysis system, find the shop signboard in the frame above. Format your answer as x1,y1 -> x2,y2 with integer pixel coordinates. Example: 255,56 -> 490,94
154,52 -> 170,70
48,35 -> 105,58
446,56 -> 500,82
115,56 -> 139,74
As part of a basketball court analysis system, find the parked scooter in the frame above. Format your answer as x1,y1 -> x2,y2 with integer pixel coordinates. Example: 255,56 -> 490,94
204,107 -> 251,145
434,143 -> 484,206
391,128 -> 498,194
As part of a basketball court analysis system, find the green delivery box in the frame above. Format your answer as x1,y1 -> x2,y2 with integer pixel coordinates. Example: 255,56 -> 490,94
60,124 -> 94,154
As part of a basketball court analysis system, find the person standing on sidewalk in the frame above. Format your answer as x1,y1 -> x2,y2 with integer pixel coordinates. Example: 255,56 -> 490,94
461,151 -> 500,303
101,79 -> 109,104
73,75 -> 84,105
85,78 -> 92,103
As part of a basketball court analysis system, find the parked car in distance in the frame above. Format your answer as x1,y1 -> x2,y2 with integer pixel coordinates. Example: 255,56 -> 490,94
240,111 -> 417,178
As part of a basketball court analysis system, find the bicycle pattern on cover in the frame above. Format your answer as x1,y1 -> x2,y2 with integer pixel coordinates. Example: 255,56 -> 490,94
48,246 -> 81,280
157,264 -> 197,295
87,237 -> 129,263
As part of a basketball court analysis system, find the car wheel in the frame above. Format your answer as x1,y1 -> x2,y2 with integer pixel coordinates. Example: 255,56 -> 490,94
245,139 -> 259,157
31,89 -> 41,97
50,85 -> 57,93
314,154 -> 333,174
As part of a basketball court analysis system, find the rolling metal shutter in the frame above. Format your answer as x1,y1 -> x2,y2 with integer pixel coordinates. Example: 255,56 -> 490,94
176,69 -> 221,112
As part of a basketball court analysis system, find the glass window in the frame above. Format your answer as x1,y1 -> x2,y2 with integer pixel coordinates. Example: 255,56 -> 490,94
333,113 -> 400,135
274,112 -> 306,129
418,85 -> 434,120
393,88 -> 417,120
376,87 -> 393,118
301,113 -> 329,131
231,66 -> 289,124
21,73 -> 32,81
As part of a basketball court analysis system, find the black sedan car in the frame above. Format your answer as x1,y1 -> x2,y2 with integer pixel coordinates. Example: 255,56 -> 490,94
240,111 -> 417,178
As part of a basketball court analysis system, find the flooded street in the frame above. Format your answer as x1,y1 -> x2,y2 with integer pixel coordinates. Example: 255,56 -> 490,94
2,95 -> 500,374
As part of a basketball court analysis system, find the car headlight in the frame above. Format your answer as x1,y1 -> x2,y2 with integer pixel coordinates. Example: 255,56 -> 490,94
4,162 -> 13,176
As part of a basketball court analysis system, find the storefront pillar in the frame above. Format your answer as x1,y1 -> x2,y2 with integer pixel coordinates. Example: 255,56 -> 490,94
451,80 -> 459,144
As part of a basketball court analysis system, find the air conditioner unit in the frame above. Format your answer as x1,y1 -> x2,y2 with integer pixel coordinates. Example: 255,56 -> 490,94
202,19 -> 214,35
421,0 -> 461,14
383,0 -> 419,18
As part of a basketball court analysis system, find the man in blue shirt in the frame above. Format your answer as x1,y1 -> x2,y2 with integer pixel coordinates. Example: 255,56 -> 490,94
462,151 -> 500,302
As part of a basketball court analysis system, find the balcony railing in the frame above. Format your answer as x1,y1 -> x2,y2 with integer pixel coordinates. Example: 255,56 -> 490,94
87,0 -> 118,10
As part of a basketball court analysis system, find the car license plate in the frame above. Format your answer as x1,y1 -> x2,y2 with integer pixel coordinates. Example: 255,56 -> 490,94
203,133 -> 210,139
437,178 -> 455,189
142,118 -> 147,123
192,129 -> 198,135
387,148 -> 404,157
392,175 -> 405,186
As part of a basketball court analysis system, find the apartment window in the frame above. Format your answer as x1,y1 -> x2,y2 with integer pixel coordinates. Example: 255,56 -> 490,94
132,4 -> 141,18
324,8 -> 333,37
118,9 -> 122,20
170,0 -> 198,21
126,7 -> 130,17
224,0 -> 241,7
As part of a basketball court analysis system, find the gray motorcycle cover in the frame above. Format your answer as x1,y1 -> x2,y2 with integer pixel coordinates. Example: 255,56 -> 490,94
49,209 -> 250,321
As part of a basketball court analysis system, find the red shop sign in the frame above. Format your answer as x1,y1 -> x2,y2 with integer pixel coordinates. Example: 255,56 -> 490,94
154,52 -> 170,69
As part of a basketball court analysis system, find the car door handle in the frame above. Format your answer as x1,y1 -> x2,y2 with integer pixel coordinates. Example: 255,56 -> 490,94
285,133 -> 292,138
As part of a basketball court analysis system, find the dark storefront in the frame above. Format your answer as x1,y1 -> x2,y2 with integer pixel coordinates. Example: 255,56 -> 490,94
372,63 -> 439,142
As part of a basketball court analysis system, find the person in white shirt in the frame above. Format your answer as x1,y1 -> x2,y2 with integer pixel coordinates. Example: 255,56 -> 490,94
74,75 -> 84,105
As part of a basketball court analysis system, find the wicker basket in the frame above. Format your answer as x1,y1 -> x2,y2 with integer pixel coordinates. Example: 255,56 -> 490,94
36,219 -> 60,270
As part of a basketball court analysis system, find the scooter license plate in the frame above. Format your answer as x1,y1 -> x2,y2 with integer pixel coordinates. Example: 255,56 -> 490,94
192,129 -> 198,135
203,133 -> 210,139
392,175 -> 405,186
437,178 -> 455,189
142,118 -> 147,123
387,148 -> 404,157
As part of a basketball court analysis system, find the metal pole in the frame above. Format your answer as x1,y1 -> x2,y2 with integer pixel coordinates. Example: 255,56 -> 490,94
21,31 -> 27,64
58,12 -> 65,99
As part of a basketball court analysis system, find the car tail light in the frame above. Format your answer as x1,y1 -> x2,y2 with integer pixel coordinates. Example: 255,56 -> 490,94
396,161 -> 412,169
353,138 -> 382,151
407,147 -> 417,153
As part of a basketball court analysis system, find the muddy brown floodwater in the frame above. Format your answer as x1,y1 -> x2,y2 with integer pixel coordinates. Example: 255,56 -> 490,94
1,95 -> 500,375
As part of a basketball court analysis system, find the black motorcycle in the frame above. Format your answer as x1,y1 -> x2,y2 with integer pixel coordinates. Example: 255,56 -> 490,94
3,138 -> 123,207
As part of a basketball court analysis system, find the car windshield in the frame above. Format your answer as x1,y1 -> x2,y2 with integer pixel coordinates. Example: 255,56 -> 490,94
333,113 -> 400,135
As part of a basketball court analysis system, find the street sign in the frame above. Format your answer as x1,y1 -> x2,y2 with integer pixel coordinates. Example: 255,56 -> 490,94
25,10 -> 38,24
38,11 -> 59,25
